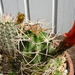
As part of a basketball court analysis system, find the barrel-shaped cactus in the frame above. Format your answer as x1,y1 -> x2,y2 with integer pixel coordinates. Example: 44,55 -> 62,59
19,23 -> 56,64
17,22 -> 67,75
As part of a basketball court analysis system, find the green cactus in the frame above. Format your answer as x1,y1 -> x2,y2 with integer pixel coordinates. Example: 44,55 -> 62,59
17,23 -> 63,75
19,24 -> 54,65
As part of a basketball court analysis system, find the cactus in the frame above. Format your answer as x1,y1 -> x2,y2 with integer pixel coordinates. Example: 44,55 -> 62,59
17,22 -> 59,74
0,13 -> 25,53
0,13 -> 72,75
18,20 -> 75,75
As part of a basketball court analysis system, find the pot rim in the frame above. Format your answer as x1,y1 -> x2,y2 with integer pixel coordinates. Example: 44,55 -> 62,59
64,51 -> 74,75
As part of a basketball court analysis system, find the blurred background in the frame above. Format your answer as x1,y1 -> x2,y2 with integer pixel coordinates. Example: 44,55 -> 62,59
0,0 -> 75,34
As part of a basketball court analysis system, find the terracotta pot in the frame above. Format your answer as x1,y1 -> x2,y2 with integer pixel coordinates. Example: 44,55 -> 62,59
64,51 -> 74,75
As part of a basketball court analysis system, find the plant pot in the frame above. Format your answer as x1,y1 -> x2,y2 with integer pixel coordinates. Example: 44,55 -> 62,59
64,51 -> 74,75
